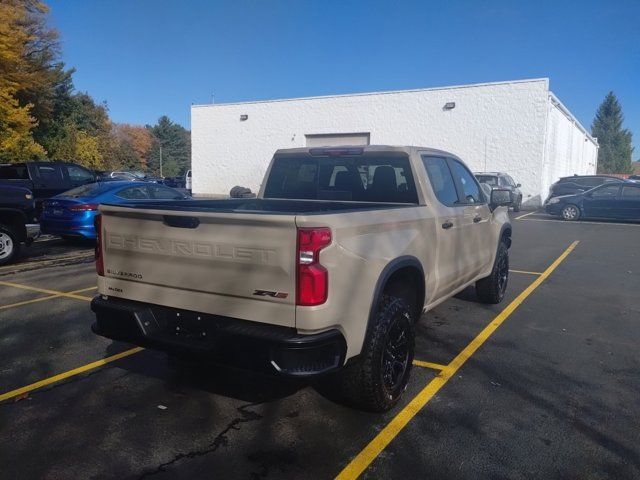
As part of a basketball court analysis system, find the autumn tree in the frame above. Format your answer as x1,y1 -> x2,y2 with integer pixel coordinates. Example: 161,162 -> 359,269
0,0 -> 51,160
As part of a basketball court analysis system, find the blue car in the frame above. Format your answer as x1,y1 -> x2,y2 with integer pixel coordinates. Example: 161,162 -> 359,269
41,181 -> 190,240
545,181 -> 640,221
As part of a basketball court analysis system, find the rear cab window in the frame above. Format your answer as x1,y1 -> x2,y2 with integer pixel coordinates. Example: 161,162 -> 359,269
475,175 -> 498,186
264,153 -> 418,203
0,164 -> 29,179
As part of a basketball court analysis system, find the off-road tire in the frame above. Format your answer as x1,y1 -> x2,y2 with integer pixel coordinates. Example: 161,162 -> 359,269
326,295 -> 415,412
0,224 -> 20,266
476,242 -> 509,304
561,204 -> 580,221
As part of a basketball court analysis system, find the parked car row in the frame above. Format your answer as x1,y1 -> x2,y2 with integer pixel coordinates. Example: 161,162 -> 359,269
41,181 -> 190,241
0,161 -> 192,264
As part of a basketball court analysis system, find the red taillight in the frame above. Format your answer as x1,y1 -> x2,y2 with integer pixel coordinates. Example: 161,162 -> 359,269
94,214 -> 104,276
296,227 -> 331,306
69,203 -> 99,212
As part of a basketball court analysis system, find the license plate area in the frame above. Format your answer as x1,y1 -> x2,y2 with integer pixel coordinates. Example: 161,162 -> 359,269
150,307 -> 218,347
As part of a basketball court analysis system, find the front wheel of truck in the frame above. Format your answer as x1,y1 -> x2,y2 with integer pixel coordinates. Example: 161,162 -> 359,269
476,242 -> 509,304
325,295 -> 415,412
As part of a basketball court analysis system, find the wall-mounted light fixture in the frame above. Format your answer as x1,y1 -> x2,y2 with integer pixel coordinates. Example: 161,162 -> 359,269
240,114 -> 248,121
443,102 -> 456,111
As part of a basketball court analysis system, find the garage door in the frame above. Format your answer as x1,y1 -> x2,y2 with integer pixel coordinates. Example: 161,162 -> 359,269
305,133 -> 370,147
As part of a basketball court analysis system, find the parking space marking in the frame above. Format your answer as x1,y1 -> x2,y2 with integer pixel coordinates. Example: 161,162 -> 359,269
509,269 -> 543,276
0,280 -> 95,302
0,346 -> 144,403
412,360 -> 447,371
515,210 -> 539,220
0,287 -> 96,311
336,240 -> 579,480
519,217 -> 640,227
0,252 -> 93,272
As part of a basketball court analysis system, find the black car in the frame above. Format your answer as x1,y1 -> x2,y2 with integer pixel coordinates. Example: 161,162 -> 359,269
474,172 -> 523,211
0,161 -> 96,204
547,175 -> 624,202
0,185 -> 40,265
545,181 -> 640,221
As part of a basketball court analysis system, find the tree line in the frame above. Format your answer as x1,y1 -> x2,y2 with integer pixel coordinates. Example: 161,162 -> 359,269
0,0 -> 190,177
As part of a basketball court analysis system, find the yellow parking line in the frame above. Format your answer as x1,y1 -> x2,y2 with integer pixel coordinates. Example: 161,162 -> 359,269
0,280 -> 94,302
0,346 -> 145,403
336,240 -> 579,480
0,294 -> 60,311
0,286 -> 96,311
509,269 -> 543,276
0,252 -> 93,272
515,210 -> 538,220
412,360 -> 447,371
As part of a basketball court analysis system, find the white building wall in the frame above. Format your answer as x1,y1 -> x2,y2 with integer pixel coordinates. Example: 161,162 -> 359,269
540,95 -> 598,202
191,78 -> 596,206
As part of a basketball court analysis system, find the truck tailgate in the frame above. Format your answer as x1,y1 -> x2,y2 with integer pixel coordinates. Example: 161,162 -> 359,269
98,205 -> 297,327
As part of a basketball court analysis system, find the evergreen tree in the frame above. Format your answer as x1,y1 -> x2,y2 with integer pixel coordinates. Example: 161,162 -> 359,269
146,116 -> 190,177
592,92 -> 634,174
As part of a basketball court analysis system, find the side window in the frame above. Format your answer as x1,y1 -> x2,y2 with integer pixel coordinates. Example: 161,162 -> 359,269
506,176 -> 516,187
35,164 -> 63,181
422,156 -> 459,206
621,186 -> 640,197
66,165 -> 94,182
116,186 -> 150,200
584,177 -> 604,187
591,185 -> 619,198
449,159 -> 484,204
499,176 -> 509,187
149,186 -> 184,199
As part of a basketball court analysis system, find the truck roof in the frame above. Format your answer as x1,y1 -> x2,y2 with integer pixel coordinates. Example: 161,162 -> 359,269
273,145 -> 461,159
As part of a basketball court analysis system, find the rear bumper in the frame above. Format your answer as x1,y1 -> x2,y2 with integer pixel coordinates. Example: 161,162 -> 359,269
41,219 -> 96,239
25,223 -> 40,241
91,296 -> 346,377
545,203 -> 563,216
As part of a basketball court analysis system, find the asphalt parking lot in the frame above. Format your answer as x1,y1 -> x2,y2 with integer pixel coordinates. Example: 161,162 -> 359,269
1,214 -> 639,480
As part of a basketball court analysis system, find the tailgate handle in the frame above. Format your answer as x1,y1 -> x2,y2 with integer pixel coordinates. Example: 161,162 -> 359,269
163,215 -> 200,229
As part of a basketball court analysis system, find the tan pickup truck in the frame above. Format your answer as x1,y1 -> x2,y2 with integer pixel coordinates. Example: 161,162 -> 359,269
92,145 -> 512,411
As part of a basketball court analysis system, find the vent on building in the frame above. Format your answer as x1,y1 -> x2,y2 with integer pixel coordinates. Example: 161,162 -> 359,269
305,133 -> 370,147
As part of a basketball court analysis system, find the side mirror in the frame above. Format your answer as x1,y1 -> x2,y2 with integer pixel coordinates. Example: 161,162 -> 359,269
516,183 -> 521,188
490,188 -> 512,210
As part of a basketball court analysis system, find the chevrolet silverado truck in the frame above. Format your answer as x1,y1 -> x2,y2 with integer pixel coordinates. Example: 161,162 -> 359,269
91,146 -> 512,411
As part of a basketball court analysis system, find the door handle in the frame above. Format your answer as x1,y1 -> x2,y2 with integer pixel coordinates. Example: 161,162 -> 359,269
473,216 -> 482,223
442,221 -> 453,230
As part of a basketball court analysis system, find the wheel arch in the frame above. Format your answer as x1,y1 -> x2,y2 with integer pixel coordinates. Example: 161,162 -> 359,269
499,222 -> 512,249
359,256 -> 426,355
0,209 -> 28,242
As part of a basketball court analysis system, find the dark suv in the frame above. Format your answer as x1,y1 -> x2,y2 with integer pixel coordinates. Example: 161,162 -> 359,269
0,161 -> 96,204
475,172 -> 523,211
547,175 -> 624,202
0,185 -> 40,265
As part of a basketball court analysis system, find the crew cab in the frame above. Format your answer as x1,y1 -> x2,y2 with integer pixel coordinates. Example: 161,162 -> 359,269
0,185 -> 40,265
0,161 -> 96,204
91,146 -> 512,411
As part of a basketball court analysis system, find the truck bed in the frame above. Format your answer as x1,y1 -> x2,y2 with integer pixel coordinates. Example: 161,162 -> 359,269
103,198 -> 413,215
